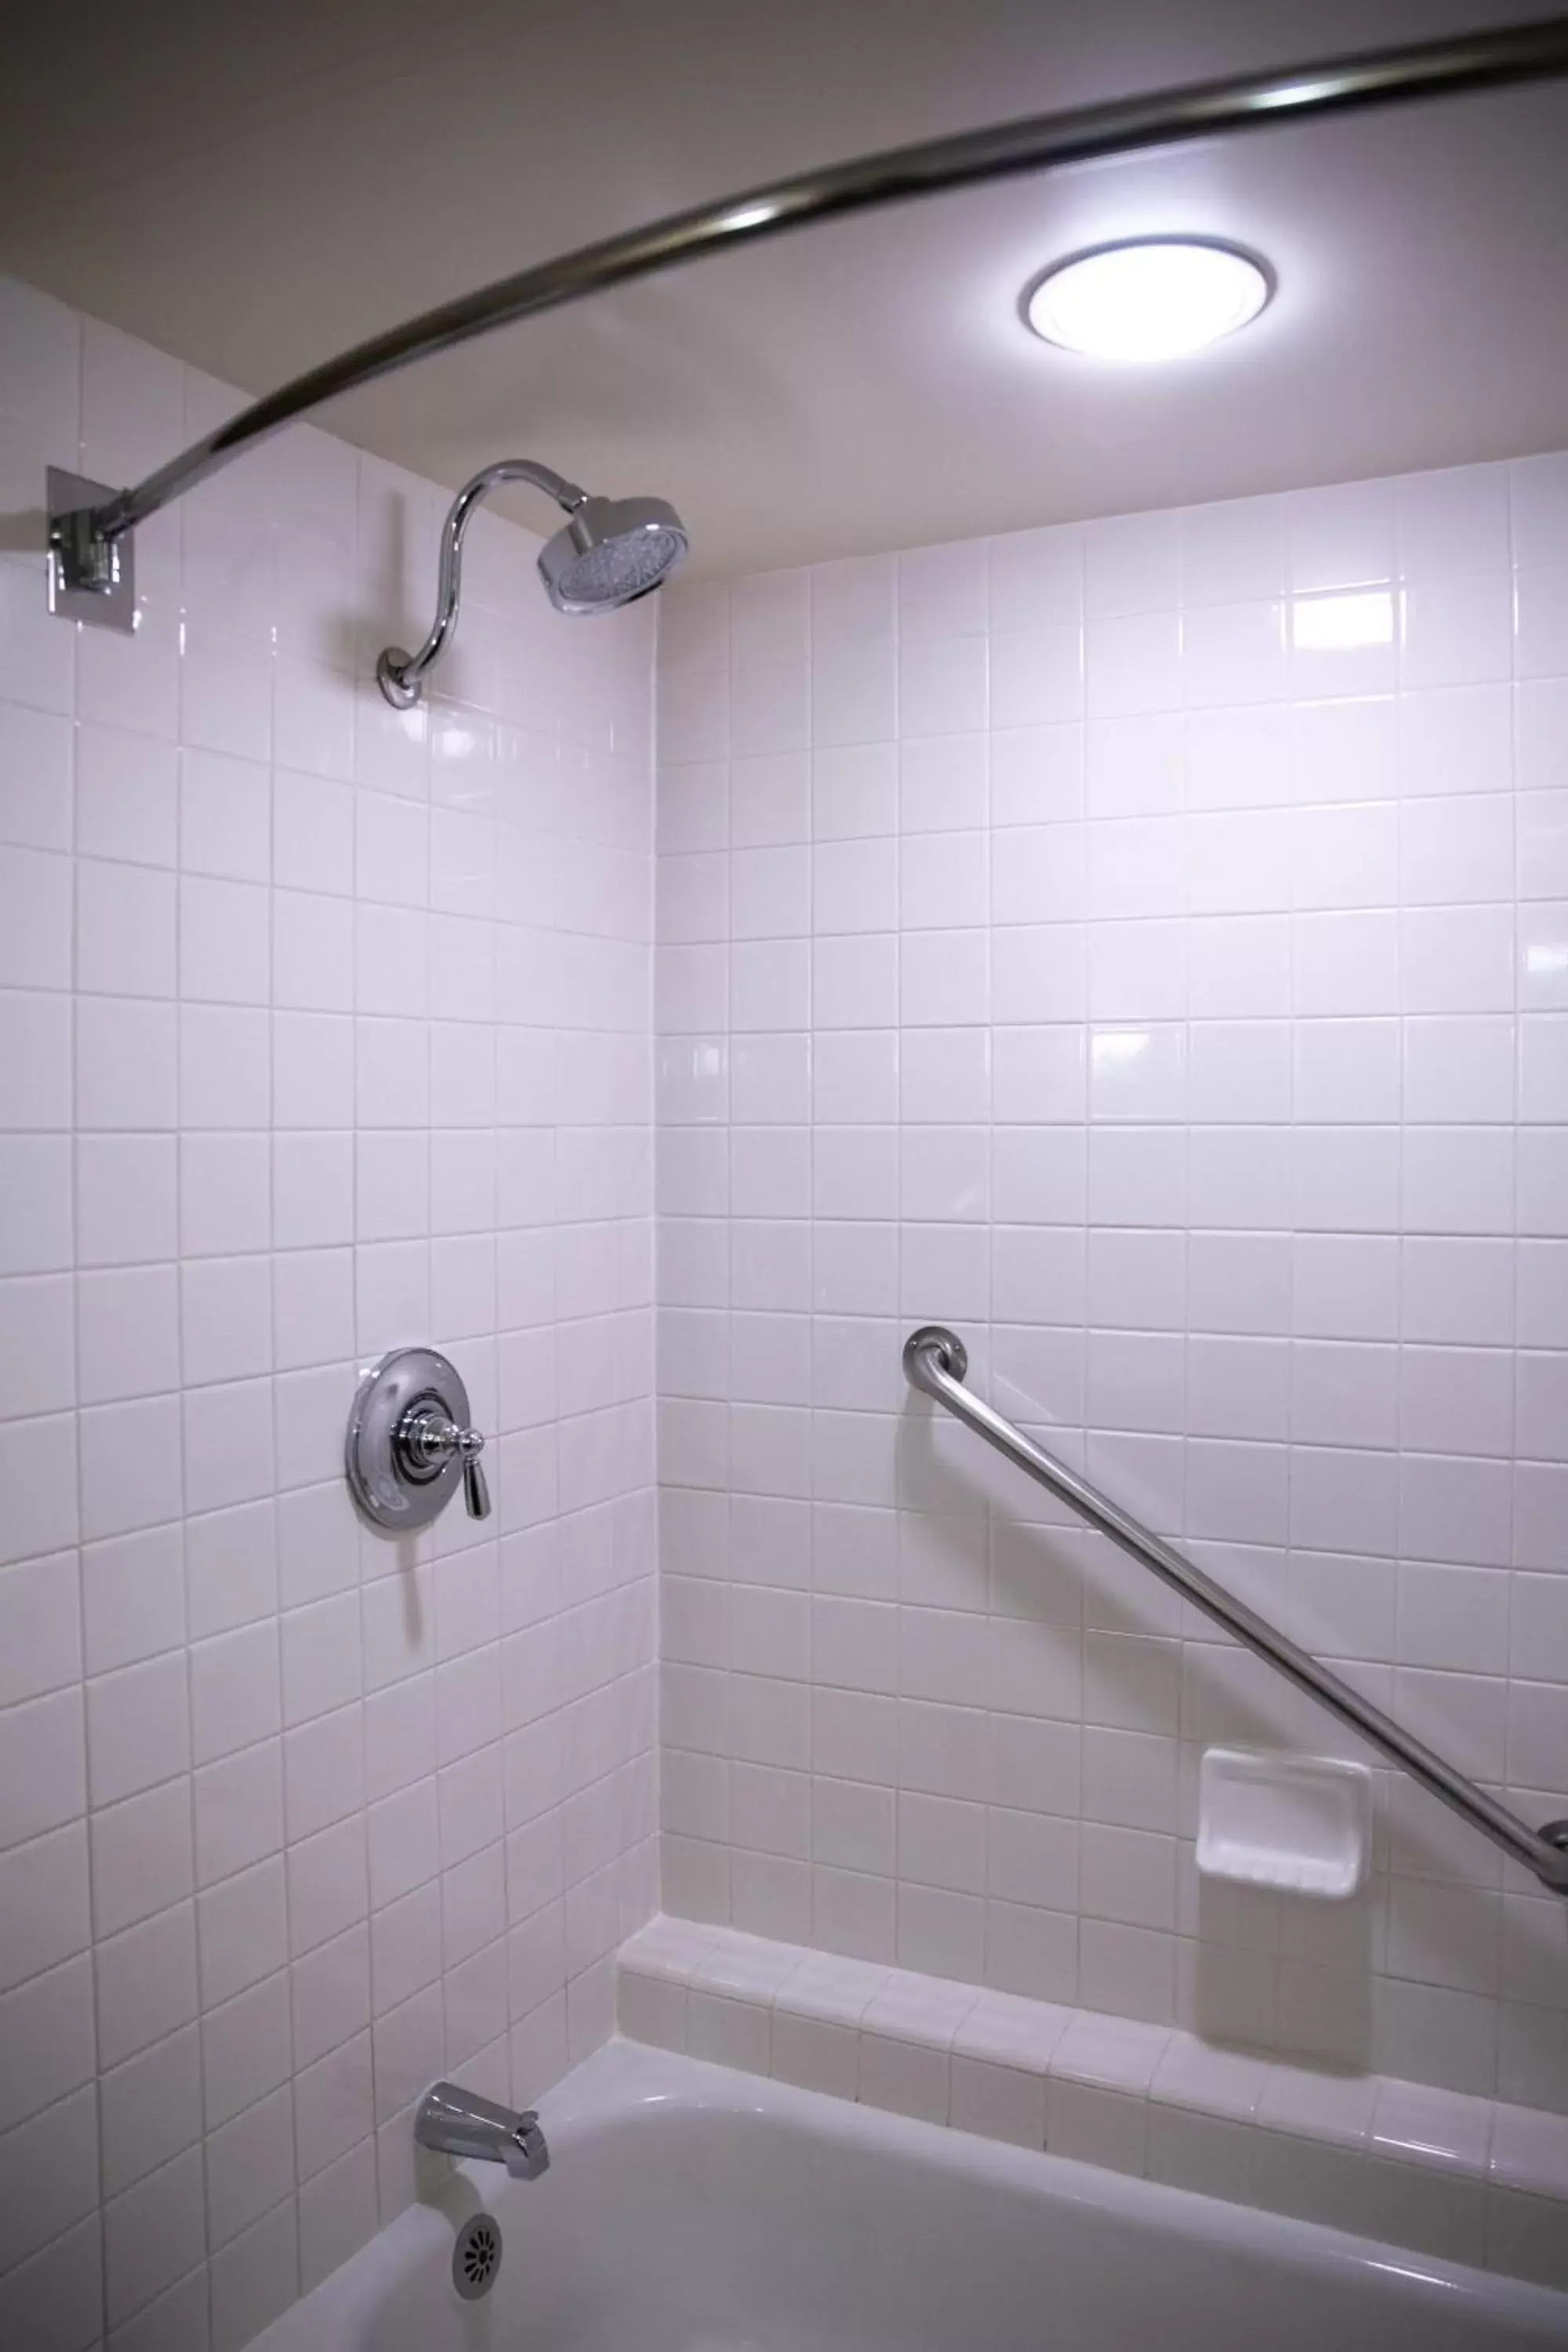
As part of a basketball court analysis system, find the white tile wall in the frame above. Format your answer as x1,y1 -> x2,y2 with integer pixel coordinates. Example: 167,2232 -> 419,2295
653,457 -> 1568,2117
616,1918 -> 1568,2292
0,274 -> 658,2351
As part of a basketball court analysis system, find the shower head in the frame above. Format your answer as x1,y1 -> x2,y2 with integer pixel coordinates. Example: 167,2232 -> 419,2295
376,458 -> 688,707
537,493 -> 688,616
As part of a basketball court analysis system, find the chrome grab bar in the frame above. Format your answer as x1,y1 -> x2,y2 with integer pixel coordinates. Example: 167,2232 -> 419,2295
903,1325 -> 1568,1898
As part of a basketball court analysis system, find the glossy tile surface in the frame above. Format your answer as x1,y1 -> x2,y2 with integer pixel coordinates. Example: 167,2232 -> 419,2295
0,276 -> 659,2349
654,461 -> 1568,2122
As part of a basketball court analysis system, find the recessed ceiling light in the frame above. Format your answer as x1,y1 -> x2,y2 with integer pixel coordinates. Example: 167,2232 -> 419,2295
1024,238 -> 1271,363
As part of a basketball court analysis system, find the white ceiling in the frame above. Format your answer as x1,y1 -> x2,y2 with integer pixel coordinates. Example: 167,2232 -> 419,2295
3,0 -> 1568,576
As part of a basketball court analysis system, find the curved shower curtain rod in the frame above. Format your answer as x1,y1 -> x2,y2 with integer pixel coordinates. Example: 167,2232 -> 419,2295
46,13 -> 1568,626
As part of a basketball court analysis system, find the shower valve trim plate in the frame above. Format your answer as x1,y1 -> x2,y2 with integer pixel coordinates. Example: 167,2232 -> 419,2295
345,1345 -> 491,1533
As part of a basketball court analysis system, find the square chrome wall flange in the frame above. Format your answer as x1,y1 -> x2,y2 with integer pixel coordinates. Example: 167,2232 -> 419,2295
46,466 -> 136,633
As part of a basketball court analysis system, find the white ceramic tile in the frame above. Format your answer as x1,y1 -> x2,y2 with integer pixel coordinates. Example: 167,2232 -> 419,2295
1148,2100 -> 1257,2201
0,845 -> 73,989
0,1136 -> 73,1281
180,1253 -> 272,1386
90,1777 -> 194,1941
687,1988 -> 771,2071
1047,2078 -> 1148,2173
0,1951 -> 95,2142
0,1548 -> 82,1711
77,996 -> 177,1134
179,874 -> 270,1004
949,2053 -> 1047,2147
1258,2061 -> 1377,2148
100,2143 -> 205,2331
76,860 -> 178,999
99,2022 -> 203,2200
86,1653 -> 190,1808
857,2027 -> 950,2124
1152,2034 -> 1269,2122
77,1393 -> 181,1543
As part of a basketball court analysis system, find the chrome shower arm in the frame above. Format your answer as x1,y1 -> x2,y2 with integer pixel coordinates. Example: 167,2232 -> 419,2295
377,457 -> 586,708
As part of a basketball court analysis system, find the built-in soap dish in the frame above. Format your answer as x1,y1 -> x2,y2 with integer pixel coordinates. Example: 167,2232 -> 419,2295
1196,1747 -> 1371,1899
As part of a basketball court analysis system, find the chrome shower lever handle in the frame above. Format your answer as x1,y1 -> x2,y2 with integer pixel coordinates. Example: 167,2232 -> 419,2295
459,1431 -> 490,1521
400,1410 -> 491,1520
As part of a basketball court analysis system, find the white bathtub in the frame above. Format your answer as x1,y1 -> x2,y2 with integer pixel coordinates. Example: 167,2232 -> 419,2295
255,2042 -> 1568,2351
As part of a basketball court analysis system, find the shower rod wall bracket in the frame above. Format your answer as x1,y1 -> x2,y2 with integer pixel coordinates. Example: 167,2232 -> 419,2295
35,20 -> 1568,637
46,468 -> 136,634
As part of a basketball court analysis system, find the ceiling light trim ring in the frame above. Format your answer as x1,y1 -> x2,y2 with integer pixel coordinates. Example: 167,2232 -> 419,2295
1019,235 -> 1277,361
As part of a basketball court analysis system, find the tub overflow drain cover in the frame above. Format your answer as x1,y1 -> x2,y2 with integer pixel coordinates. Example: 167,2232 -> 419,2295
452,2212 -> 503,2301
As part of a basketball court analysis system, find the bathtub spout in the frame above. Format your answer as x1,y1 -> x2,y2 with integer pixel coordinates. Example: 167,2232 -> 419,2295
416,2081 -> 550,2180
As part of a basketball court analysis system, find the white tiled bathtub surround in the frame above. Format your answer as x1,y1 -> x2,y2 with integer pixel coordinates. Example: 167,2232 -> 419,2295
617,1917 -> 1568,2293
653,459 -> 1568,2111
8,260 -> 1568,2352
0,276 -> 658,2350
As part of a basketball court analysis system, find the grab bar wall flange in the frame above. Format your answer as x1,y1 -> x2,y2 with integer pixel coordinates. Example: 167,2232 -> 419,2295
903,1324 -> 1568,1899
